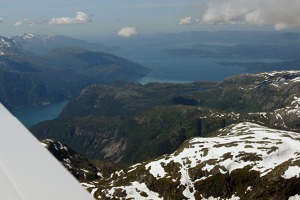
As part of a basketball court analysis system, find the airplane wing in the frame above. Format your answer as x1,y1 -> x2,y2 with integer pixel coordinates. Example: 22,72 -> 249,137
0,103 -> 94,200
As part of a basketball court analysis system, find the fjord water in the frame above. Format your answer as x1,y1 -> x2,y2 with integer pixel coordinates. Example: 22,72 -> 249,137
137,57 -> 247,84
11,101 -> 68,127
110,41 -> 248,84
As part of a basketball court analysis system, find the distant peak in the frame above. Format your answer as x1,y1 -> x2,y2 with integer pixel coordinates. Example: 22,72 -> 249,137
0,35 -> 22,56
21,33 -> 36,39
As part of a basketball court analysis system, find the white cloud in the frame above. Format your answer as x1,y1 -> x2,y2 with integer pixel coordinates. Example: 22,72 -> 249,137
0,18 -> 4,25
12,12 -> 90,27
14,19 -> 38,26
197,0 -> 300,30
179,16 -> 192,25
117,26 -> 138,38
14,21 -> 24,26
48,12 -> 90,25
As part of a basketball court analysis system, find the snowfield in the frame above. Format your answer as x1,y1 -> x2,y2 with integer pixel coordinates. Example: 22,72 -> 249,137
99,122 -> 300,199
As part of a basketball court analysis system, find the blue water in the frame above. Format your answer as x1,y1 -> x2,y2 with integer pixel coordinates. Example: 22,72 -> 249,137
138,57 -> 247,84
111,42 -> 249,84
11,101 -> 68,127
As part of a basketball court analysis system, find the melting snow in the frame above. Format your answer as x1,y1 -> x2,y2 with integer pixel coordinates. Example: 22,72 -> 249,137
81,182 -> 95,188
81,168 -> 89,173
91,188 -> 98,197
104,182 -> 162,200
143,122 -> 300,199
282,166 -> 300,179
145,162 -> 166,178
289,194 -> 300,200
41,143 -> 48,147
242,71 -> 300,90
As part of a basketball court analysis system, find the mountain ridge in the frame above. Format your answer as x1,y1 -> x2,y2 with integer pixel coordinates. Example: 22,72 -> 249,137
41,122 -> 300,199
0,46 -> 149,109
99,122 -> 300,199
0,36 -> 24,56
31,70 -> 300,164
12,33 -> 118,54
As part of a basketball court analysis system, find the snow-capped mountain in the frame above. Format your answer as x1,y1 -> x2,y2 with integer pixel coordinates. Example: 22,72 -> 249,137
93,122 -> 300,200
13,33 -> 65,44
41,139 -> 99,182
16,33 -> 36,41
0,36 -> 23,56
193,70 -> 300,133
41,122 -> 300,200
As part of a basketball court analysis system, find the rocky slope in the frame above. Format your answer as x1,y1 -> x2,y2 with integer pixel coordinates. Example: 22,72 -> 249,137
40,139 -> 122,198
196,70 -> 300,113
195,70 -> 300,132
57,81 -> 216,119
97,122 -> 300,200
58,70 -> 300,123
41,139 -> 99,182
32,105 -> 217,163
31,71 -> 300,164
42,122 -> 300,200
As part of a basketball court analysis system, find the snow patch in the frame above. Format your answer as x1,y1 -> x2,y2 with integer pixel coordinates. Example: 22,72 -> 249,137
91,188 -> 98,197
104,182 -> 162,200
81,182 -> 95,189
289,194 -> 300,200
145,162 -> 166,178
282,166 -> 300,179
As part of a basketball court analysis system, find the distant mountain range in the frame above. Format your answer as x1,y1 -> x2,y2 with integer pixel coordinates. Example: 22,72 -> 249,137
166,43 -> 300,60
109,31 -> 300,47
0,36 -> 24,56
0,35 -> 149,109
11,33 -> 119,54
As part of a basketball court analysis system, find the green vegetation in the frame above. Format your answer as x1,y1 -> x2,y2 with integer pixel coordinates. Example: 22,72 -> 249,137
32,71 -> 300,165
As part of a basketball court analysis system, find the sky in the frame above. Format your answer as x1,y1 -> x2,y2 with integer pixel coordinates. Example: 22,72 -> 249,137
1,0 -> 300,39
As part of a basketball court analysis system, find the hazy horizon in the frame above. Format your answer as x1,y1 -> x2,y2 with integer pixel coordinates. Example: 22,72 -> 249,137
1,0 -> 300,39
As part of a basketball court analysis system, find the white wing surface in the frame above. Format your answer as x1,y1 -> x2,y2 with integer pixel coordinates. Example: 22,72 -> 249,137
0,103 -> 94,200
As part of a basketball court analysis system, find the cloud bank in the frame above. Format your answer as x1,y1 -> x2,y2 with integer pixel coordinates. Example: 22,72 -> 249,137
117,26 -> 138,37
49,12 -> 90,25
13,12 -> 90,27
14,19 -> 39,26
180,0 -> 300,30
